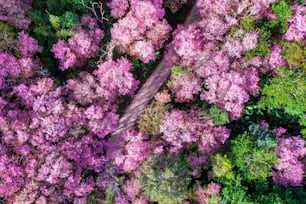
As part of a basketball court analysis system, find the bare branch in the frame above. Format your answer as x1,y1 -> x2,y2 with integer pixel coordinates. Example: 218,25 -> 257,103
77,0 -> 109,24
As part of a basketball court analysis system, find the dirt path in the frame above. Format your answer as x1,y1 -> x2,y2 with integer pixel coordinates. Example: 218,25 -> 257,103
110,4 -> 200,140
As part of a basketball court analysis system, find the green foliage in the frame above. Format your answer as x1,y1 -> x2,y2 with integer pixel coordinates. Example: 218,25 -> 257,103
48,10 -> 79,31
49,14 -> 61,30
55,29 -> 75,39
137,153 -> 191,204
268,0 -> 292,33
170,65 -> 188,77
137,101 -> 167,137
271,186 -> 306,204
281,41 -> 306,69
248,124 -> 277,149
254,193 -> 283,204
104,188 -> 113,204
240,17 -> 255,32
219,176 -> 252,204
212,154 -> 235,185
228,26 -> 242,39
28,0 -> 92,44
258,67 -> 306,136
131,51 -> 161,81
209,105 -> 230,126
27,9 -> 54,46
60,11 -> 79,28
230,133 -> 277,182
245,27 -> 271,58
44,0 -> 90,15
86,193 -> 99,204
0,22 -> 17,53
86,191 -> 109,204
167,66 -> 189,87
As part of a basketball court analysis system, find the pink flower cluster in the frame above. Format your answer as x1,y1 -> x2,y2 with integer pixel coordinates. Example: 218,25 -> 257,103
107,0 -> 129,19
93,57 -> 140,102
200,71 -> 257,119
51,15 -> 104,70
160,110 -> 201,152
169,72 -> 202,103
160,109 -> 230,153
172,26 -> 204,66
273,136 -> 306,187
115,129 -> 155,172
195,182 -> 222,204
110,0 -> 171,63
17,31 -> 42,58
0,0 -> 32,29
284,5 -> 306,41
268,45 -> 286,70
66,58 -> 139,107
0,32 -> 42,89
196,0 -> 275,21
0,67 -> 136,202
0,46 -> 138,202
170,0 -> 271,120
154,90 -> 171,103
222,31 -> 258,58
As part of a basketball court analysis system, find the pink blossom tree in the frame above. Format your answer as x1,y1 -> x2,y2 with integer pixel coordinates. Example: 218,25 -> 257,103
273,136 -> 306,187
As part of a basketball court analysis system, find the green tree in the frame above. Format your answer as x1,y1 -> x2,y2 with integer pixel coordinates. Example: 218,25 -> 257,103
209,105 -> 230,126
137,101 -> 167,137
268,0 -> 293,33
0,22 -> 17,53
281,41 -> 306,69
248,124 -> 277,149
212,154 -> 235,185
258,67 -> 306,137
137,153 -> 191,204
219,175 -> 253,204
230,133 -> 277,182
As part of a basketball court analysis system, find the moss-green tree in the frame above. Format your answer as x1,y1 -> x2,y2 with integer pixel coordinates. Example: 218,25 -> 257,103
281,41 -> 306,69
209,105 -> 230,126
137,101 -> 167,137
137,153 -> 192,204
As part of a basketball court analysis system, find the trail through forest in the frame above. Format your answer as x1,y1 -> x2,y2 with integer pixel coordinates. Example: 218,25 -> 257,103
111,4 -> 200,138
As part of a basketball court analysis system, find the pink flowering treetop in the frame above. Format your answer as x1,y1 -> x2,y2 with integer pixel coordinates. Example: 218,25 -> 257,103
200,71 -> 255,120
51,15 -> 104,71
107,0 -> 129,19
114,129 -> 156,172
93,57 -> 140,103
195,182 -> 222,204
0,73 -> 124,202
284,4 -> 306,42
0,53 -> 21,88
160,109 -> 230,154
16,31 -> 42,58
268,45 -> 287,70
273,136 -> 306,187
172,25 -> 204,66
160,109 -> 201,153
0,0 -> 32,29
0,31 -> 42,89
168,68 -> 202,103
110,0 -> 171,63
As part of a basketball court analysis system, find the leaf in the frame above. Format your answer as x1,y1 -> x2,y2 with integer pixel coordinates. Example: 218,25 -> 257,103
49,14 -> 61,30
55,29 -> 74,39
